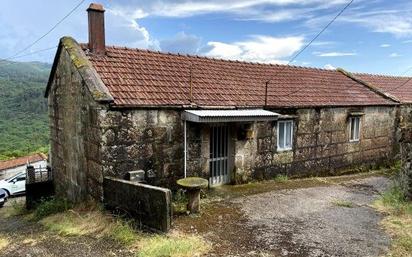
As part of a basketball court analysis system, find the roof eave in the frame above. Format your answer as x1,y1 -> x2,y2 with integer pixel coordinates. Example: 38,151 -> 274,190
44,36 -> 114,104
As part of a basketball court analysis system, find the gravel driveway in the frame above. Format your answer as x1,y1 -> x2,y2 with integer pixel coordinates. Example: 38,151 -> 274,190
175,174 -> 392,257
233,176 -> 391,257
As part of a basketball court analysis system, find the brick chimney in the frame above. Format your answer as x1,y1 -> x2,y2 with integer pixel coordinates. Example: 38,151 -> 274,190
87,3 -> 105,55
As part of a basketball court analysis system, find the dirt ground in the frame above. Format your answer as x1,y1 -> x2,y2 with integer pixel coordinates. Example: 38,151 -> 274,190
174,174 -> 392,257
0,173 -> 391,257
0,198 -> 134,257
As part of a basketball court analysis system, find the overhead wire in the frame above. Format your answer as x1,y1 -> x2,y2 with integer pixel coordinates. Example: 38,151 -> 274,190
265,0 -> 355,99
0,0 -> 86,63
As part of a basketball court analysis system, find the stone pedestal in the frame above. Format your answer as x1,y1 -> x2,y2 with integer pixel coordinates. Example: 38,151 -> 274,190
177,177 -> 208,214
187,189 -> 201,213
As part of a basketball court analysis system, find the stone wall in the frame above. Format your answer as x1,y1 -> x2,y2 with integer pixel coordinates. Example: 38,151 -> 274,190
252,106 -> 397,180
103,177 -> 172,232
48,48 -> 104,202
182,106 -> 397,183
399,126 -> 412,200
102,106 -> 397,186
49,56 -> 398,196
99,109 -> 184,189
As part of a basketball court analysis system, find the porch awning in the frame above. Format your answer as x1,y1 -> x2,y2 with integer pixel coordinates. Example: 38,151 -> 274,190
182,109 -> 280,123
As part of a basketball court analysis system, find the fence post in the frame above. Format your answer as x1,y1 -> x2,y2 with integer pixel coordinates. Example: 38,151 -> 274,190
27,165 -> 35,184
47,166 -> 52,180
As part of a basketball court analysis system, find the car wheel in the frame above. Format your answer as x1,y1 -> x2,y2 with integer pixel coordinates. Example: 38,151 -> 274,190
2,189 -> 10,198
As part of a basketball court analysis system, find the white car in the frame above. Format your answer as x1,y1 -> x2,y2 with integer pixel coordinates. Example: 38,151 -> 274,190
0,172 -> 26,197
0,188 -> 7,207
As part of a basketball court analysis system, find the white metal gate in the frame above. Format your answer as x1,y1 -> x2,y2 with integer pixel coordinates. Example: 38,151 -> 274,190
209,124 -> 230,185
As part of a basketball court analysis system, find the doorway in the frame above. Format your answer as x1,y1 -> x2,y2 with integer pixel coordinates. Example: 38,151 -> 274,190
209,124 -> 230,185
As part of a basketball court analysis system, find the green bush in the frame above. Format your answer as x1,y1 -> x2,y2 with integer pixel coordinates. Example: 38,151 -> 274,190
274,174 -> 288,182
381,186 -> 412,215
34,198 -> 72,220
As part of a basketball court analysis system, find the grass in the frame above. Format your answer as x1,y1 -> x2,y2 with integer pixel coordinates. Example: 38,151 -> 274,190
274,174 -> 288,182
137,234 -> 209,257
373,186 -> 412,257
39,205 -> 210,256
110,220 -> 140,246
33,197 -> 72,220
1,198 -> 28,218
332,199 -> 354,208
0,236 -> 9,251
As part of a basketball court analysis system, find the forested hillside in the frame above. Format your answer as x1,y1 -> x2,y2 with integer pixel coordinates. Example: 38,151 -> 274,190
0,61 -> 50,160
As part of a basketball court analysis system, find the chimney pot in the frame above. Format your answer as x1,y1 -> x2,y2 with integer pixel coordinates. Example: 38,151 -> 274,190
87,3 -> 105,54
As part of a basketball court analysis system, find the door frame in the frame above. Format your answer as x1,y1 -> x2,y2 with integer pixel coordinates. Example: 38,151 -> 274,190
208,123 -> 232,186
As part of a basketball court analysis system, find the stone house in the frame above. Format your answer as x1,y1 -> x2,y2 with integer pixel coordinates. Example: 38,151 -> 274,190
45,3 -> 400,202
336,71 -> 412,154
0,153 -> 47,180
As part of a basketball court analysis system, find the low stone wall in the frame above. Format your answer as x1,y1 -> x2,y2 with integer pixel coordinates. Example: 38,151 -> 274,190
103,177 -> 172,232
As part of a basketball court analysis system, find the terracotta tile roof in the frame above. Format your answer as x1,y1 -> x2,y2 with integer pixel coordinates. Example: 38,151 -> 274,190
351,73 -> 412,104
0,153 -> 47,171
82,45 -> 396,108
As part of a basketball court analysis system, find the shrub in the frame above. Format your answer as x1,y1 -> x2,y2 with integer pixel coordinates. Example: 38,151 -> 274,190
33,197 -> 72,220
380,186 -> 412,215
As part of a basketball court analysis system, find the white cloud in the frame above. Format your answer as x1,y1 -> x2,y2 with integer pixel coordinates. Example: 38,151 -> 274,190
389,52 -> 401,57
160,32 -> 201,54
205,42 -> 244,57
148,0 -> 348,18
104,8 -> 158,50
111,0 -> 352,24
316,52 -> 356,57
338,9 -> 412,37
324,64 -> 336,70
0,1 -> 158,62
203,35 -> 304,63
380,44 -> 391,48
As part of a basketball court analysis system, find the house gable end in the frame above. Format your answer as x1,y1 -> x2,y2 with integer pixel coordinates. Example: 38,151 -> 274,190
45,36 -> 114,104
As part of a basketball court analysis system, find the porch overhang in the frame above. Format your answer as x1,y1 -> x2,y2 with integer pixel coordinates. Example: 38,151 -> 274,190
182,109 -> 280,123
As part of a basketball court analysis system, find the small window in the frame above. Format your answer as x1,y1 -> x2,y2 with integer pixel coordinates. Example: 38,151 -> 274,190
277,120 -> 293,151
349,116 -> 361,142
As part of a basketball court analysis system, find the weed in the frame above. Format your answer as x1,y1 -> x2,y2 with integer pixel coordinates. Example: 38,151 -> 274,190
274,174 -> 288,183
33,197 -> 72,220
172,189 -> 188,215
332,199 -> 354,208
373,185 -> 412,257
378,186 -> 412,215
42,210 -> 112,237
40,208 -> 210,256
137,234 -> 210,257
110,220 -> 140,246
1,199 -> 27,218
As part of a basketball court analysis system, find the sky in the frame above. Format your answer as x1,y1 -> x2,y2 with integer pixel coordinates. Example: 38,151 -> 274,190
1,0 -> 412,75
